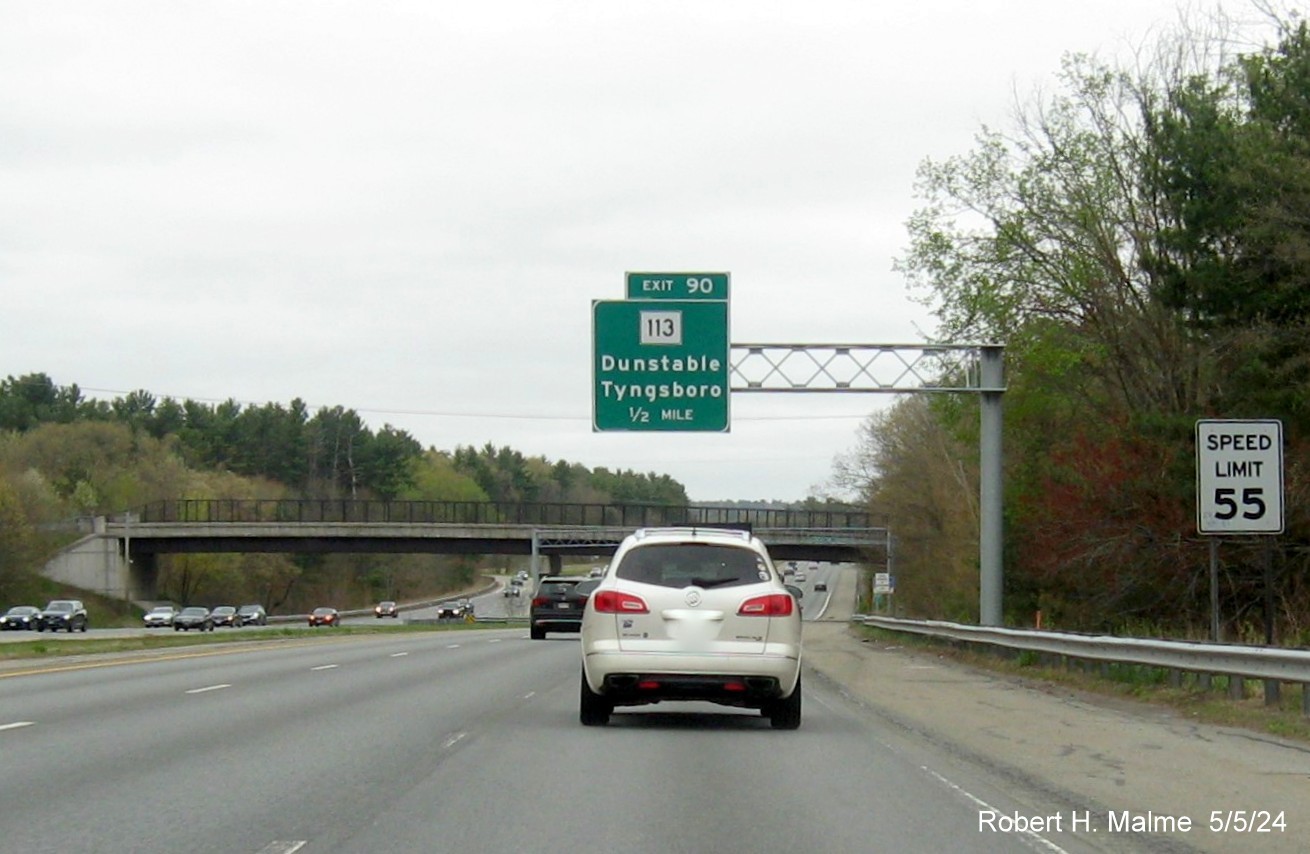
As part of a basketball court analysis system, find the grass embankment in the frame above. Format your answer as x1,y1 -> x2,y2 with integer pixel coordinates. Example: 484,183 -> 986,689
854,624 -> 1310,744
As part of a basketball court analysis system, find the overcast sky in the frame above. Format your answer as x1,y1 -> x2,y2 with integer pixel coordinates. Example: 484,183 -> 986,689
1,1 -> 1218,502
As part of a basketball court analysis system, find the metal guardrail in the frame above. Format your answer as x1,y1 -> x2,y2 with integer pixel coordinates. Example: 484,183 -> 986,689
852,614 -> 1310,715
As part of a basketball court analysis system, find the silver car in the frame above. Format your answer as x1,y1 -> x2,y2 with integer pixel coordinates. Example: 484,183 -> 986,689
579,527 -> 803,729
143,605 -> 177,628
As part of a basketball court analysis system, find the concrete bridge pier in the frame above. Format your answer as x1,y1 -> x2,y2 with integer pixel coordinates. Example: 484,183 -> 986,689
530,553 -> 563,578
41,516 -> 158,603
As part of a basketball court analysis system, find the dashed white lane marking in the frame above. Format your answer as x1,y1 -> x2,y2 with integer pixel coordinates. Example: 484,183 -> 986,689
390,652 -> 408,657
446,644 -> 461,649
442,732 -> 467,749
311,664 -> 339,671
185,684 -> 232,694
256,841 -> 307,854
523,691 -> 536,700
0,721 -> 35,732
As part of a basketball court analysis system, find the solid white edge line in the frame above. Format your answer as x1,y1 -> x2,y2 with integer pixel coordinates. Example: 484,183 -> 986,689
0,721 -> 35,732
923,767 -> 1072,854
185,684 -> 232,695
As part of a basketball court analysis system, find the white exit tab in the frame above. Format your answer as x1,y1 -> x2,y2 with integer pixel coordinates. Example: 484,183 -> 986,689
1196,419 -> 1284,535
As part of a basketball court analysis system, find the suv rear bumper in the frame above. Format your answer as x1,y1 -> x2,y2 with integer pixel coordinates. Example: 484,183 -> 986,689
532,616 -> 583,632
584,649 -> 799,701
598,673 -> 783,707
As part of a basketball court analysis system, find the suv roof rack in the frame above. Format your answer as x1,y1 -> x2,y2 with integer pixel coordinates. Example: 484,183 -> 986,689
632,526 -> 753,542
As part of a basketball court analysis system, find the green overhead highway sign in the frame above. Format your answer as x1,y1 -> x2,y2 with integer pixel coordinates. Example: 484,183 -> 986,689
625,272 -> 729,301
593,299 -> 729,432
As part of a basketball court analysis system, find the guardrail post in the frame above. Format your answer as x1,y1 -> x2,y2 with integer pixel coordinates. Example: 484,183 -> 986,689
1265,679 -> 1281,707
1228,675 -> 1244,700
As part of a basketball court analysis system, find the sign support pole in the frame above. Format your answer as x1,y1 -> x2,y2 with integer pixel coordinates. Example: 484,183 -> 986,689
979,346 -> 1004,626
1209,537 -> 1220,643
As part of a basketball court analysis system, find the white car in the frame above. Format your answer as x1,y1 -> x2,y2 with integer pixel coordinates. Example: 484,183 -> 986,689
143,605 -> 177,628
579,527 -> 803,729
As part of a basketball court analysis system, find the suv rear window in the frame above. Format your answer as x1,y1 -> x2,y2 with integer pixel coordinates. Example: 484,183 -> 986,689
538,580 -> 598,597
615,544 -> 770,589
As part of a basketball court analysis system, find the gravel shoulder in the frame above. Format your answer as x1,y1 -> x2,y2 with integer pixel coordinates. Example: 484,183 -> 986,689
802,568 -> 1310,854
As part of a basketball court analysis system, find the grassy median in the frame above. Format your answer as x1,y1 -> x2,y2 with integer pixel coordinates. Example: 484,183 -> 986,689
0,621 -> 508,663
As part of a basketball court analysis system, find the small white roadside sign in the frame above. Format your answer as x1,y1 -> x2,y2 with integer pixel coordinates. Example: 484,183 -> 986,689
1196,419 -> 1284,535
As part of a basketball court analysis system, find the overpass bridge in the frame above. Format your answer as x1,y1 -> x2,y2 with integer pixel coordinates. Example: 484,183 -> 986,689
44,499 -> 887,600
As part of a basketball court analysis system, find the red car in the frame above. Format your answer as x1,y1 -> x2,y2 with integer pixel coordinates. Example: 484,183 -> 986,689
308,607 -> 340,627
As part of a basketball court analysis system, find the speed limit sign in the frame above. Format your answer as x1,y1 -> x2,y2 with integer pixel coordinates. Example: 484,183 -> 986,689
1196,419 -> 1284,534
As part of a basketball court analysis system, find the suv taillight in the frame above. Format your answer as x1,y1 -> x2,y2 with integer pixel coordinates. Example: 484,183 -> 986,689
738,593 -> 794,617
592,590 -> 650,614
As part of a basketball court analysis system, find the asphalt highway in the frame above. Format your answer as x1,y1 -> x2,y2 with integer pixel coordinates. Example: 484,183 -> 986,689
0,565 -> 1113,854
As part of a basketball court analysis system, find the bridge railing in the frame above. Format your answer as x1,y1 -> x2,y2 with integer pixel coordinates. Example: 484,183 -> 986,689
132,499 -> 875,530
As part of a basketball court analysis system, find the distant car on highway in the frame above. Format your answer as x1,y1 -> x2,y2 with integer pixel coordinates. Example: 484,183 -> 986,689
0,605 -> 40,631
236,604 -> 267,626
814,581 -> 828,592
143,605 -> 177,628
36,599 -> 88,633
530,576 -> 598,640
210,606 -> 239,627
308,607 -> 340,627
173,607 -> 214,632
375,601 -> 398,618
579,526 -> 803,729
437,599 -> 474,621
503,583 -> 521,598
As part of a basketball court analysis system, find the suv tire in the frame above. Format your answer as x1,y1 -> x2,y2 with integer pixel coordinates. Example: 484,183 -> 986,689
579,670 -> 612,726
767,675 -> 802,730
530,626 -> 545,640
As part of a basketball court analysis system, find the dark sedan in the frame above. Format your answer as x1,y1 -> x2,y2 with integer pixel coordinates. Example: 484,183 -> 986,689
173,607 -> 214,632
0,605 -> 40,631
374,601 -> 398,618
210,606 -> 239,627
236,604 -> 267,626
308,607 -> 340,627
436,599 -> 473,621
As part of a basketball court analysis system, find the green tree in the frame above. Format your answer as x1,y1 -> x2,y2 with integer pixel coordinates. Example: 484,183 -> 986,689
887,15 -> 1288,629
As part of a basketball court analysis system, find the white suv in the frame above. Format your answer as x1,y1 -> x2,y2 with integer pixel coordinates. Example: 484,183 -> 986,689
579,527 -> 803,729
